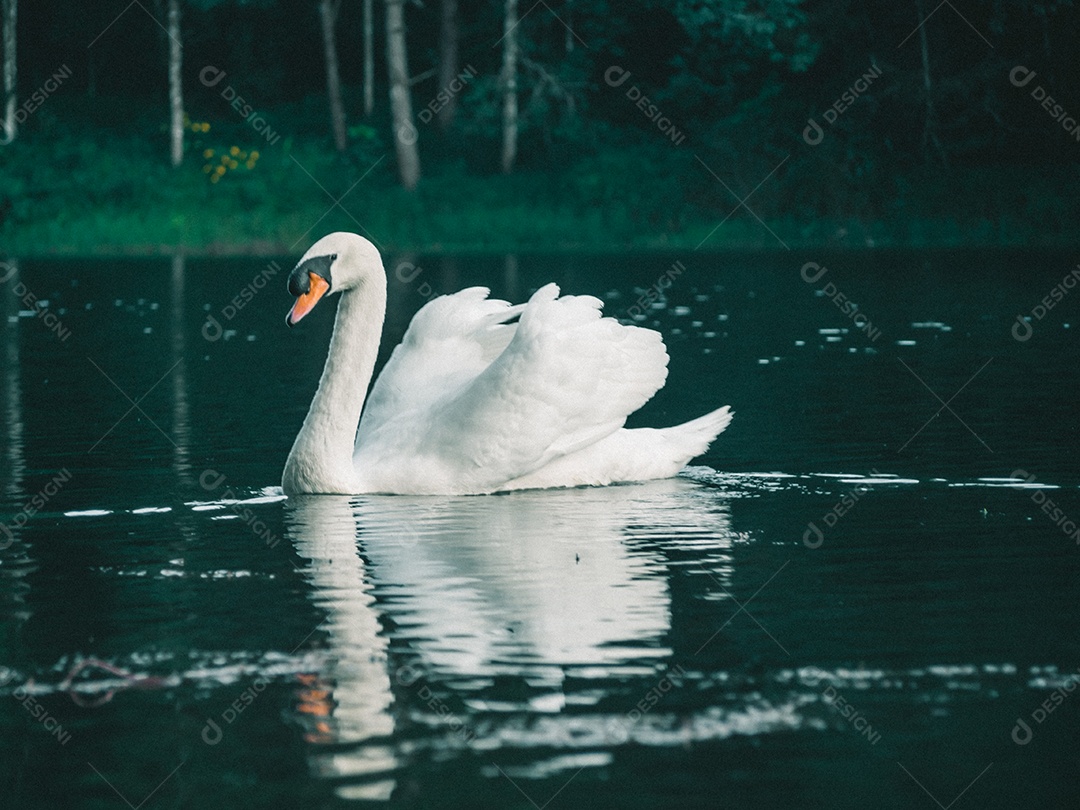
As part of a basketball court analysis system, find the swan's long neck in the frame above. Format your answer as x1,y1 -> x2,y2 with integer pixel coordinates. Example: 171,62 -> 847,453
283,274 -> 386,494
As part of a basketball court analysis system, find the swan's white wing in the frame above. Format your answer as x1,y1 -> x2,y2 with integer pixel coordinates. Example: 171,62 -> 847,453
356,287 -> 523,452
436,284 -> 670,474
355,284 -> 669,494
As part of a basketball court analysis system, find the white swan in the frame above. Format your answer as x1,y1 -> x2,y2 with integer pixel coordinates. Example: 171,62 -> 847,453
282,232 -> 732,496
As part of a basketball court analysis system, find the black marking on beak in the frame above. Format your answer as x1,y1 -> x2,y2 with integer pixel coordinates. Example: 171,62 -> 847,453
288,253 -> 336,297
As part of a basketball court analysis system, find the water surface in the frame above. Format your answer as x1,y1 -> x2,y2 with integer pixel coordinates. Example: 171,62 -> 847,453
1,250 -> 1077,808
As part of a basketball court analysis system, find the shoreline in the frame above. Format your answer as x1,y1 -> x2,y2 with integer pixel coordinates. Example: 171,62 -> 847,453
5,136 -> 1077,258
5,226 -> 1077,259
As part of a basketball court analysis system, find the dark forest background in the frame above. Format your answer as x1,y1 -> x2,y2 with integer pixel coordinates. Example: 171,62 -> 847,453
2,0 -> 1079,253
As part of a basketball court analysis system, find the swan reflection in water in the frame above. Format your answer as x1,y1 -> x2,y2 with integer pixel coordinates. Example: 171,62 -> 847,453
284,477 -> 734,801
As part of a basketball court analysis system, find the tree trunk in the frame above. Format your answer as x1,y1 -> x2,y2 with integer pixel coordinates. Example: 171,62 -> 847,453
500,0 -> 518,174
916,0 -> 945,166
168,0 -> 183,166
363,0 -> 374,116
320,0 -> 348,152
436,0 -> 459,128
2,0 -> 17,145
385,0 -> 420,189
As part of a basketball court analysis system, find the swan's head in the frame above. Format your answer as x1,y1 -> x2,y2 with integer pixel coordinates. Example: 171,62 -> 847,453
286,232 -> 382,326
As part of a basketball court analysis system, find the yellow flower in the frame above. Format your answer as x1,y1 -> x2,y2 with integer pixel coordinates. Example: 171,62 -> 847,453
229,145 -> 240,156
215,165 -> 226,176
210,174 -> 220,184
202,123 -> 210,132
250,150 -> 259,160
228,159 -> 239,169
202,164 -> 212,173
203,148 -> 214,158
245,160 -> 255,170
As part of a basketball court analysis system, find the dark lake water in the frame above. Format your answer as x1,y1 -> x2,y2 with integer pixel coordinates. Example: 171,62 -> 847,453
1,249 -> 1078,808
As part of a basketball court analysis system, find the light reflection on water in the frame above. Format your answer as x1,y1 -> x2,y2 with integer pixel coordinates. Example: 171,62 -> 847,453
3,469 -> 1080,803
282,480 -> 730,798
22,471 -> 1073,795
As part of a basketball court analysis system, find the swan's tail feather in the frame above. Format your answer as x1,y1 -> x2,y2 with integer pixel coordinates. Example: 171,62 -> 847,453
498,405 -> 733,491
661,406 -> 733,466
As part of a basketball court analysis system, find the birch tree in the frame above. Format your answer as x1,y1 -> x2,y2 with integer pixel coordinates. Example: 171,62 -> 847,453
0,0 -> 15,145
386,0 -> 420,189
500,0 -> 518,173
168,0 -> 183,166
363,0 -> 374,116
319,0 -> 348,151
915,0 -> 945,165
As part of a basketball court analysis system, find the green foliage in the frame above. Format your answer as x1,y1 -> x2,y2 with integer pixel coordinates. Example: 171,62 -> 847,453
3,0 -> 1079,252
2,119 -> 1077,254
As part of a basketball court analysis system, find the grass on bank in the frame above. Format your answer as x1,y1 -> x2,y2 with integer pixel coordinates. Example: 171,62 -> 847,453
1,125 -> 1078,256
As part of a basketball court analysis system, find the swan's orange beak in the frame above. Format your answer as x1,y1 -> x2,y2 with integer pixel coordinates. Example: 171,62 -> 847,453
287,273 -> 331,326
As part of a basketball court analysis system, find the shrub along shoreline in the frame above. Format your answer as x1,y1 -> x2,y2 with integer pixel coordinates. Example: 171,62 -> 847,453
2,130 -> 1078,256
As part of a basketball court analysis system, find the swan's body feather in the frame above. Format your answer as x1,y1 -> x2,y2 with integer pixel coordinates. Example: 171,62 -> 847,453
354,283 -> 680,493
282,233 -> 732,496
